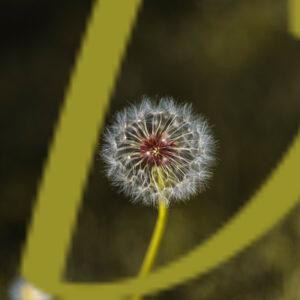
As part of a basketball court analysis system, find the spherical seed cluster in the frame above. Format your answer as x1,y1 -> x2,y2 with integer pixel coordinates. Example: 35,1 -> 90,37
101,97 -> 215,206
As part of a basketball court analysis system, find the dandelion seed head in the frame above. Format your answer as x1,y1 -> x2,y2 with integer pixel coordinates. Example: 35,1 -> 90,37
101,97 -> 215,206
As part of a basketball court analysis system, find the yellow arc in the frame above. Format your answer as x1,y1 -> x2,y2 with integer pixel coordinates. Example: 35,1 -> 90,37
289,0 -> 300,38
57,131 -> 300,299
20,0 -> 143,294
20,0 -> 300,299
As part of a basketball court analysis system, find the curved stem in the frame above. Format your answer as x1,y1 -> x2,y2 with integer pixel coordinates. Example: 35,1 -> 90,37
132,201 -> 168,300
132,169 -> 168,300
138,201 -> 168,277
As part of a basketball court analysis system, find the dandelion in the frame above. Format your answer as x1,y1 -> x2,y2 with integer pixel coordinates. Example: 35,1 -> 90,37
101,97 -> 215,207
101,96 -> 215,300
9,278 -> 52,300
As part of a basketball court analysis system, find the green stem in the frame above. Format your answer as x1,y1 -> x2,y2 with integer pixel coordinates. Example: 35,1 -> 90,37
132,168 -> 168,300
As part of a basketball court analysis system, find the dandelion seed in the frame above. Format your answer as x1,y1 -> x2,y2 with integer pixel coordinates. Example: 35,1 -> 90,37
101,97 -> 215,206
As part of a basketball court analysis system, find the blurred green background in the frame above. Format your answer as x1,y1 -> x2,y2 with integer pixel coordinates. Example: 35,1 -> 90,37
1,0 -> 300,299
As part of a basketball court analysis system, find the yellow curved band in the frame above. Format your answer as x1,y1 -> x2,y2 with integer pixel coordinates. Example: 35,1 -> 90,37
20,0 -> 300,299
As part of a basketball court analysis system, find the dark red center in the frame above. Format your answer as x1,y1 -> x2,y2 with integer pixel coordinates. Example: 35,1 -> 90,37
140,133 -> 176,166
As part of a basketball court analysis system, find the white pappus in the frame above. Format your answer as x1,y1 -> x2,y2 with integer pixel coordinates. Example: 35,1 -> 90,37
101,97 -> 215,206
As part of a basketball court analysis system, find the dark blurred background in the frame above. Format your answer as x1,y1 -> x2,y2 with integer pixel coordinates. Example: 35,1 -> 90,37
1,0 -> 300,299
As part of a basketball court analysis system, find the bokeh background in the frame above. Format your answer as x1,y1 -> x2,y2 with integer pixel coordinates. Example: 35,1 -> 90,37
1,0 -> 300,299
